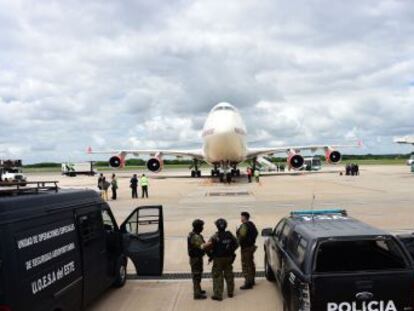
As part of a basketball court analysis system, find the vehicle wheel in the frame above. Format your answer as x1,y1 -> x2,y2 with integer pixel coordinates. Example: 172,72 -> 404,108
283,300 -> 289,311
113,261 -> 127,288
219,173 -> 224,182
264,253 -> 276,282
226,173 -> 232,183
197,170 -> 201,177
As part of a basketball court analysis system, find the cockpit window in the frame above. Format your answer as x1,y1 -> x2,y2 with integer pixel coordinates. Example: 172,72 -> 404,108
213,105 -> 235,112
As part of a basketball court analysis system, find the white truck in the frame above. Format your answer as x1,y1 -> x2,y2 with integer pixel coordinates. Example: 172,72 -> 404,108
0,160 -> 27,185
61,162 -> 96,177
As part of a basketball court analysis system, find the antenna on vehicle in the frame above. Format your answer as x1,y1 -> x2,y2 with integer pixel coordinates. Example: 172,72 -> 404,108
311,192 -> 316,224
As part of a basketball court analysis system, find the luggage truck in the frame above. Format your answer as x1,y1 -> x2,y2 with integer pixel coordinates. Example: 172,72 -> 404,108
262,209 -> 414,311
0,183 -> 164,311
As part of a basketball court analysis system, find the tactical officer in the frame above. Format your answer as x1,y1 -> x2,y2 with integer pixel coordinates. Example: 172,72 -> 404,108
188,219 -> 207,300
207,218 -> 238,301
237,212 -> 258,289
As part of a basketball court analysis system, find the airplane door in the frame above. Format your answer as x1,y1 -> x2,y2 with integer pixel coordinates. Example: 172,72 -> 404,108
120,205 -> 164,276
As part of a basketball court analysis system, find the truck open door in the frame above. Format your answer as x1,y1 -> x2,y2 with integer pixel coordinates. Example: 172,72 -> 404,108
120,205 -> 164,276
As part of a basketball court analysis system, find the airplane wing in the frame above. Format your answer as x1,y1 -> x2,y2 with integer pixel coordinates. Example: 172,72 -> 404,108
87,147 -> 204,160
246,141 -> 362,159
394,137 -> 414,145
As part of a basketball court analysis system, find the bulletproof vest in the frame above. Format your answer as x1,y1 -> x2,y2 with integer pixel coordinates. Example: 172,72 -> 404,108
213,231 -> 237,257
238,221 -> 258,248
187,232 -> 205,258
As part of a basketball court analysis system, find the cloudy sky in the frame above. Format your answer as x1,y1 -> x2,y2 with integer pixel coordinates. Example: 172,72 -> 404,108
1,0 -> 414,163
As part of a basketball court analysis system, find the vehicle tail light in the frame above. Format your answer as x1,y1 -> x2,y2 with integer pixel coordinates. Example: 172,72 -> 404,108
299,282 -> 311,311
0,305 -> 12,311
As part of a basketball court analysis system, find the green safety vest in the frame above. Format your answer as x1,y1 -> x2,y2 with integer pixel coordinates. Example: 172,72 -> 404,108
141,176 -> 149,186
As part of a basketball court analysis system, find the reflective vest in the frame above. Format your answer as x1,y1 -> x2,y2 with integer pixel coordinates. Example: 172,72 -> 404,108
141,176 -> 149,186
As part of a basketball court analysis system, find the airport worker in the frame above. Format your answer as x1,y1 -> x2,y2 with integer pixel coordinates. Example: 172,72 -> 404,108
254,169 -> 260,183
101,177 -> 110,201
97,173 -> 104,190
188,219 -> 208,300
237,212 -> 258,289
207,218 -> 238,301
140,174 -> 149,198
130,174 -> 138,199
111,174 -> 118,200
247,167 -> 252,183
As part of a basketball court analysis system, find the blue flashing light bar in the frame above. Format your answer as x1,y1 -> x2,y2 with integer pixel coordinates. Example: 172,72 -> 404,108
290,209 -> 347,216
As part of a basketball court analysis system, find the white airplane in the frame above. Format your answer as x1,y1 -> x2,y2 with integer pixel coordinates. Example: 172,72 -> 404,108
394,136 -> 414,145
89,102 -> 358,181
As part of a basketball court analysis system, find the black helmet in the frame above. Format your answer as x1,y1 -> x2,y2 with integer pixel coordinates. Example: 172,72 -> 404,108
215,218 -> 227,231
192,219 -> 204,232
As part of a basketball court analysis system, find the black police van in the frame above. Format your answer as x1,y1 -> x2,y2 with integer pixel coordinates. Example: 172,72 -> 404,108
262,209 -> 414,311
0,183 -> 164,311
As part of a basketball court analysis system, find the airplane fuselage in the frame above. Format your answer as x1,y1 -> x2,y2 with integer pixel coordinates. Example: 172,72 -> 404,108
201,103 -> 248,165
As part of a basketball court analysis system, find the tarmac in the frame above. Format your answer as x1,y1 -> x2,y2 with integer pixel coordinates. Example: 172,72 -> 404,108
26,165 -> 414,310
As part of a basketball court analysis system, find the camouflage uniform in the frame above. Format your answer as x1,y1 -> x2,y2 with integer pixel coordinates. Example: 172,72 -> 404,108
188,232 -> 205,298
237,221 -> 258,287
209,231 -> 238,299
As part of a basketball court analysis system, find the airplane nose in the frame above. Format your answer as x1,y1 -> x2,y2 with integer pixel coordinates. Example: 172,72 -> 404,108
215,123 -> 234,135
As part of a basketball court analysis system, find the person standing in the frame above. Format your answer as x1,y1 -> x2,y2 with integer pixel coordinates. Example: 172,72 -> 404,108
130,174 -> 138,199
100,177 -> 110,201
237,212 -> 258,289
141,174 -> 149,198
207,218 -> 238,301
188,219 -> 207,300
254,169 -> 260,183
247,167 -> 252,183
111,173 -> 118,200
97,173 -> 104,190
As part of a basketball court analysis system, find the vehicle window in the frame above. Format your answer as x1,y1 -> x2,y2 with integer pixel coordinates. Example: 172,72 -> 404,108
399,237 -> 414,259
124,208 -> 160,235
297,238 -> 308,266
137,208 -> 160,235
79,211 -> 103,244
315,238 -> 408,273
102,209 -> 116,231
125,213 -> 138,235
287,231 -> 301,257
273,220 -> 285,237
279,223 -> 292,245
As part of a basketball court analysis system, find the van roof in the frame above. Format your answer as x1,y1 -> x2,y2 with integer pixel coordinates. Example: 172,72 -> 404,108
286,213 -> 389,240
0,189 -> 101,225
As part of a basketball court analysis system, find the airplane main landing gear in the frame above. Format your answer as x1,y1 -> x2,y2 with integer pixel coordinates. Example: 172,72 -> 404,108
191,159 -> 201,178
231,168 -> 240,177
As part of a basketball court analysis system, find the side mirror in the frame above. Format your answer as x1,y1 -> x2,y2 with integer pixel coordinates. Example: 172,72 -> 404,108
262,228 -> 273,237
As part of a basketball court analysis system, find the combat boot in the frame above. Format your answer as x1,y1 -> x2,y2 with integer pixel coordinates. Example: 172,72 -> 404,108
240,283 -> 253,290
211,296 -> 223,301
194,294 -> 207,300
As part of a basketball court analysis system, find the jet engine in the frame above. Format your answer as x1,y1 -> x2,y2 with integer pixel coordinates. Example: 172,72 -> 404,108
325,148 -> 342,164
287,150 -> 304,169
147,157 -> 163,173
109,155 -> 125,168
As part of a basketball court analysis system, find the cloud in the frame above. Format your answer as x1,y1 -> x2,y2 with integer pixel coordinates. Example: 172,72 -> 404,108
1,0 -> 414,163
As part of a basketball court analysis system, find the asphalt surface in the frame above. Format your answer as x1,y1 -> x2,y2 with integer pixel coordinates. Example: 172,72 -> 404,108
26,165 -> 414,310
